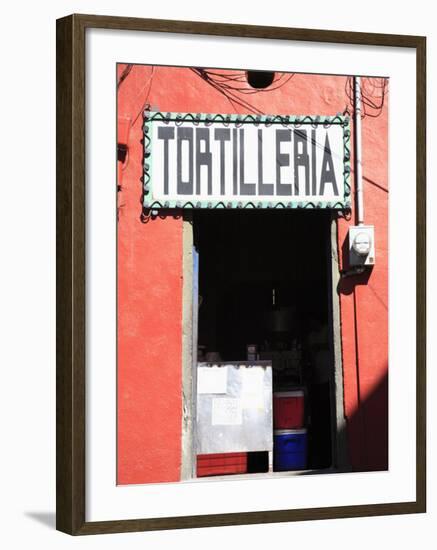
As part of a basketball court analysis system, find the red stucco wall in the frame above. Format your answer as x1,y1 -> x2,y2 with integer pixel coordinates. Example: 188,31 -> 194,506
117,65 -> 388,484
337,100 -> 389,471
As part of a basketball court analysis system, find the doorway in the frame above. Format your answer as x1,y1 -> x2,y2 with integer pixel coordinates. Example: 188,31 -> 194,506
193,209 -> 337,474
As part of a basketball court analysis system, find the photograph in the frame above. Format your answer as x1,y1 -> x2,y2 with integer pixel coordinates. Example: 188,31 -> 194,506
55,13 -> 425,534
0,0 -> 432,546
116,64 -> 389,485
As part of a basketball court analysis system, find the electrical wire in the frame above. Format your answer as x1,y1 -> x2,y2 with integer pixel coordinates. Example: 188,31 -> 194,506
132,66 -> 156,126
190,68 -> 295,114
345,76 -> 389,118
117,64 -> 133,88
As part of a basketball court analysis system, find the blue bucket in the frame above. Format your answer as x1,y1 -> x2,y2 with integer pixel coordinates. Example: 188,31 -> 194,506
273,429 -> 308,471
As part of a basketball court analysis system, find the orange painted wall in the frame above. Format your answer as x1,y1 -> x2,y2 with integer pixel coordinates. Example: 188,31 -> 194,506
337,95 -> 389,471
117,65 -> 388,484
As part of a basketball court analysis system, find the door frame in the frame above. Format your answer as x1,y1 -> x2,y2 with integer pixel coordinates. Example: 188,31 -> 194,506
327,215 -> 350,471
180,211 -> 349,479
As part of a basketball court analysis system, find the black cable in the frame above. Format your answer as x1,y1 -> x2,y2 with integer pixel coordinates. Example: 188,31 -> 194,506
190,68 -> 295,113
117,64 -> 133,89
345,76 -> 388,118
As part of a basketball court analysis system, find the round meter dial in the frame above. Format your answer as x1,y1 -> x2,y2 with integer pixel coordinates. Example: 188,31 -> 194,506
352,232 -> 372,256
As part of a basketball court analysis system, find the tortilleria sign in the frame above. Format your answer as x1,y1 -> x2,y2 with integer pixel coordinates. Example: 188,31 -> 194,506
143,112 -> 351,210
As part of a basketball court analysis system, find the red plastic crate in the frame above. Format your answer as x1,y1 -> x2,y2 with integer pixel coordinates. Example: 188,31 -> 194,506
196,453 -> 248,477
273,390 -> 305,429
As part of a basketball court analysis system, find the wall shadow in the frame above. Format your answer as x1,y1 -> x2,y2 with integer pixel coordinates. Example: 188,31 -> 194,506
334,365 -> 389,472
292,367 -> 388,475
342,369 -> 389,472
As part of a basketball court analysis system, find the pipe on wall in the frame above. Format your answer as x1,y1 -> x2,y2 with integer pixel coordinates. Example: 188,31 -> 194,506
354,76 -> 364,226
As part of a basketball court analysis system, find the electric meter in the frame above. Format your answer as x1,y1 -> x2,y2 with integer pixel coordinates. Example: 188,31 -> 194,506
348,225 -> 375,266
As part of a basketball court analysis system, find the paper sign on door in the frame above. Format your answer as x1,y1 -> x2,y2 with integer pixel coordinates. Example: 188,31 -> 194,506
211,398 -> 242,425
197,366 -> 228,394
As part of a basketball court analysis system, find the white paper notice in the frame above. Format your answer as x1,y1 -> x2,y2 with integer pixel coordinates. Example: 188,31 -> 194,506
211,398 -> 243,426
241,369 -> 265,409
197,366 -> 228,394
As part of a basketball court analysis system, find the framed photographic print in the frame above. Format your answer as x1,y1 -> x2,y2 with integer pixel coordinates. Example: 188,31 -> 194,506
56,14 -> 426,535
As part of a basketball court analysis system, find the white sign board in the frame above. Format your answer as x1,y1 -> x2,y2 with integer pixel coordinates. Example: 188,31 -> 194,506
196,362 -> 273,454
143,112 -> 350,210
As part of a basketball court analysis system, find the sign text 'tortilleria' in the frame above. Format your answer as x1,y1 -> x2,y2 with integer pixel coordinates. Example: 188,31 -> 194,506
143,113 -> 350,209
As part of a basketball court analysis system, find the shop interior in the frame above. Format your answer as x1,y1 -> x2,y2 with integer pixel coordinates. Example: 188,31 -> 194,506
194,209 -> 335,474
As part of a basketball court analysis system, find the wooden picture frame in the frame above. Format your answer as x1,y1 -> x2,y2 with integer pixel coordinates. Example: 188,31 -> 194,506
56,13 -> 426,535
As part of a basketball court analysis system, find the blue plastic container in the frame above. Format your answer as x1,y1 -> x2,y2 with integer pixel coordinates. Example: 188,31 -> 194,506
273,429 -> 308,471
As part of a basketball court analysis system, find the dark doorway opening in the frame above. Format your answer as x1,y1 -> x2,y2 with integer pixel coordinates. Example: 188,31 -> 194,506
194,209 -> 334,473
